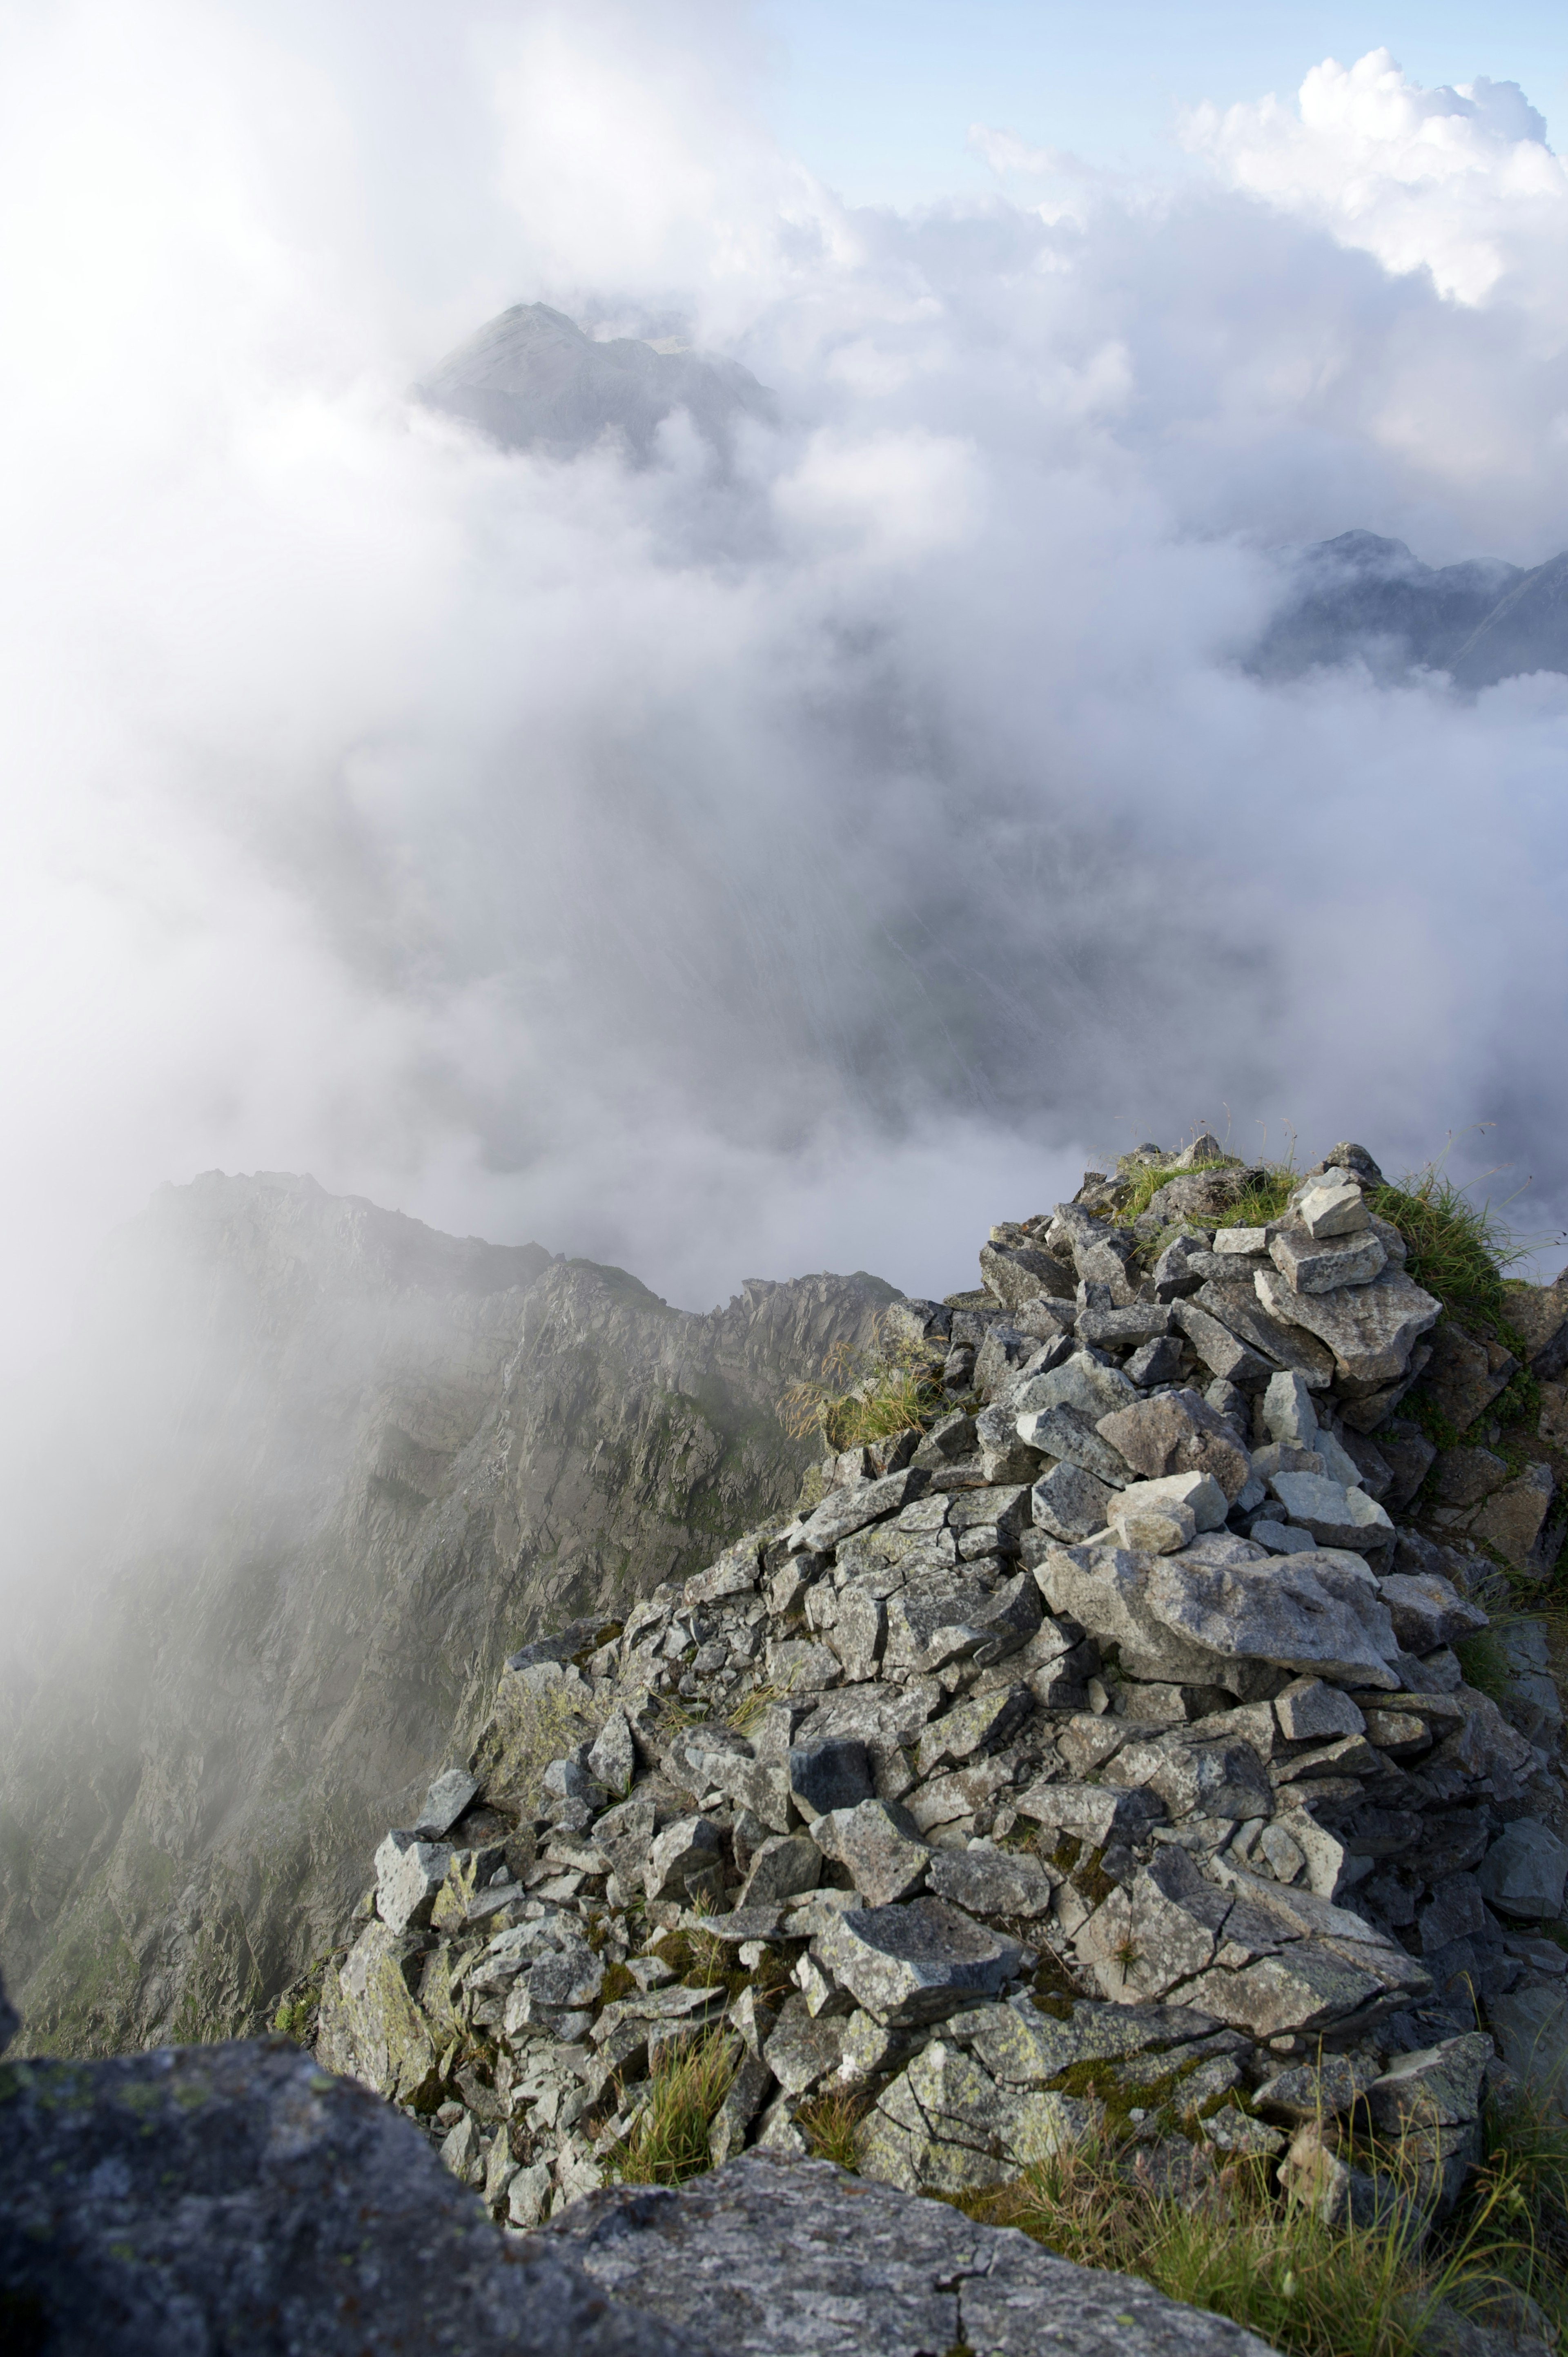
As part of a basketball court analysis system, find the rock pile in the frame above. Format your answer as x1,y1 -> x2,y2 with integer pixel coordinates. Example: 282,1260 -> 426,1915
317,1139 -> 1568,2252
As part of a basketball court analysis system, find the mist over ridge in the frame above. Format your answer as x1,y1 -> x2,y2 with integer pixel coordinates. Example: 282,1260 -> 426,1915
0,3 -> 1565,1548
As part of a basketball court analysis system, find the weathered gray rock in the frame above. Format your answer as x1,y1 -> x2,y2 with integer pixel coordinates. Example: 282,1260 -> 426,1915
763,1995 -> 849,2095
789,1739 -> 874,1819
980,1240 -> 1076,1311
375,1829 -> 454,1933
1295,1177 -> 1370,1238
1254,1267 -> 1441,1389
413,1768 -> 481,1838
0,2036 -> 686,2357
543,2150 -> 1280,2356
1111,1473 -> 1228,1550
316,1919 -> 443,2108
1376,1570 -> 1486,1652
1476,1821 -> 1568,1920
1422,1323 -> 1518,1432
1097,1390 -> 1251,1501
1172,1298 -> 1276,1390
1470,1464 -> 1555,1570
859,2038 -> 1098,2192
1193,1281 -> 1338,1389
1504,1270 -> 1568,1377
811,1800 -> 931,1906
1013,1777 -> 1166,1846
812,1898 -> 1023,2025
1488,1986 -> 1568,2120
738,1833 -> 823,1908
1141,1550 -> 1401,1687
798,1469 -> 925,1553
1253,2054 -> 1379,2121
1015,1349 -> 1138,1426
926,1840 -> 1058,1919
1019,1403 -> 1132,1488
644,1814 -> 723,1902
1273,1679 -> 1365,1744
1266,1472 -> 1394,1553
587,1709 -> 638,1800
1268,1224 -> 1386,1295
1031,1460 -> 1116,1542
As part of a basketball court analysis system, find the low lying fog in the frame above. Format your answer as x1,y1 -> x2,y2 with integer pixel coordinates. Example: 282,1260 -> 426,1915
1,0 -> 1565,1360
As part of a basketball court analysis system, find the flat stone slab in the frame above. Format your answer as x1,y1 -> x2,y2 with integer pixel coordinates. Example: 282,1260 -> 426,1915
813,1897 -> 1023,2025
0,2036 -> 684,2356
543,2150 -> 1282,2356
1254,1267 -> 1440,1389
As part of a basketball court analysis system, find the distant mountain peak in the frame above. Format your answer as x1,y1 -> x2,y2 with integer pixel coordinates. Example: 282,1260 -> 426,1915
1253,528 -> 1568,689
416,301 -> 775,464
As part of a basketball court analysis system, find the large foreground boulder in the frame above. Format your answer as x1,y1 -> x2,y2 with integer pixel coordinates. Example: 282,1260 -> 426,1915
543,2150 -> 1279,2357
0,2011 -> 1279,2355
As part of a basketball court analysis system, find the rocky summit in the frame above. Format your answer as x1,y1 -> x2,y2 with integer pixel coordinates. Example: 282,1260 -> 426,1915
4,1132 -> 1567,2354
298,1137 -> 1566,2344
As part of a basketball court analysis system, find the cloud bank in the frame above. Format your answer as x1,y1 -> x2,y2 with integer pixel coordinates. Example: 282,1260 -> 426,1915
0,0 -> 1564,1391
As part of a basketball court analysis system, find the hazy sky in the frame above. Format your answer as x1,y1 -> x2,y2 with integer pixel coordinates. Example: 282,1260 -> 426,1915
0,0 -> 1564,1347
756,1 -> 1568,199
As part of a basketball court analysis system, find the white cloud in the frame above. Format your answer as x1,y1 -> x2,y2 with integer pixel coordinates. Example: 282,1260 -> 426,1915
1185,47 -> 1568,305
0,0 -> 1562,1445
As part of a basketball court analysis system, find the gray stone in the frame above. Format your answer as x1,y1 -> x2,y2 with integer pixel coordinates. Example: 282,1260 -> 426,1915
926,1840 -> 1058,1919
1423,1323 -> 1518,1432
1266,1472 -> 1394,1553
543,2148 -> 1278,2356
1432,1447 -> 1510,1506
1253,2054 -> 1379,2121
643,1815 -> 723,1902
1098,1389 -> 1252,1501
860,2038 -> 1099,2192
707,2054 -> 774,2165
811,1800 -> 931,1907
1476,1822 -> 1568,1921
1014,1349 -> 1138,1427
375,1830 -> 453,1933
1255,1266 -> 1441,1389
1471,1464 -> 1555,1570
1018,1404 -> 1131,1488
1152,1234 -> 1212,1300
797,1469 -> 925,1553
1142,1550 -> 1401,1688
951,1995 -> 1218,2085
1379,1420 -> 1438,1510
413,1768 -> 481,1838
440,2111 -> 485,2182
1172,1299 -> 1276,1389
1200,2109 -> 1285,2157
1113,1472 -> 1229,1541
980,1240 -> 1076,1312
974,1323 -> 1038,1401
1127,1336 -> 1186,1386
1273,1679 -> 1366,1744
1366,2034 -> 1491,2134
0,2036 -> 687,2357
738,1833 -> 823,1908
1261,1369 -> 1317,1443
1106,1734 -> 1272,1824
812,1897 -> 1024,2025
1295,1177 -> 1370,1238
1013,1779 -> 1166,1847
789,1739 -> 873,1819
763,1995 -> 849,2096
1031,1460 -> 1116,1543
1376,1572 -> 1487,1652
915,1685 -> 1034,1776
1078,1304 -> 1175,1351
1504,1270 -> 1568,1377
1269,1224 -> 1387,1295
1193,1280 -> 1339,1389
587,1709 -> 637,1800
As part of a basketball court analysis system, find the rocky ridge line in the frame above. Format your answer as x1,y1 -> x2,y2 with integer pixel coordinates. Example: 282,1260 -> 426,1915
313,1138 -> 1568,2340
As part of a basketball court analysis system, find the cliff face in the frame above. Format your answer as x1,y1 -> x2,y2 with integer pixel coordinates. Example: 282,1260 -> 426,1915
0,1173 -> 892,2056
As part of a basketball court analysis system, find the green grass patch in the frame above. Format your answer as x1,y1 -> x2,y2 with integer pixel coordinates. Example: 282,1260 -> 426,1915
959,2126 -> 1552,2357
1367,1169 -> 1525,1332
1454,1626 -> 1513,1702
606,2029 -> 739,2187
782,1313 -> 946,1452
799,2086 -> 871,2167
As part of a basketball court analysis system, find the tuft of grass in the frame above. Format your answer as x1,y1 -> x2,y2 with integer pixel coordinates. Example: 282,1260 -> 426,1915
781,1313 -> 946,1451
1368,1168 -> 1524,1332
1453,1626 -> 1512,1702
1112,1156 -> 1236,1225
798,2087 -> 871,2168
607,2028 -> 739,2187
959,2130 -> 1550,2357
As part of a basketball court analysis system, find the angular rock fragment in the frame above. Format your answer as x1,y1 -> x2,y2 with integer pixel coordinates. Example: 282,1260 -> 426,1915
1142,1550 -> 1401,1688
1269,1224 -> 1386,1295
1194,1280 -> 1339,1388
1017,1403 -> 1131,1488
811,1898 -> 1023,2025
375,1831 -> 453,1935
1266,1472 -> 1394,1553
1097,1389 -> 1252,1500
1255,1266 -> 1441,1390
925,1840 -> 1058,1919
413,1769 -> 481,1840
797,1468 -> 925,1554
811,1800 -> 931,1907
1477,1821 -> 1568,1921
1030,1460 -> 1116,1543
